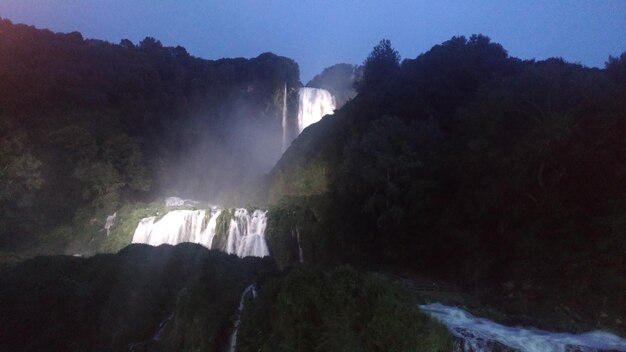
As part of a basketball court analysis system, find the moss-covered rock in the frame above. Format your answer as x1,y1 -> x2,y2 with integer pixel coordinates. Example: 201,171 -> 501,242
0,250 -> 22,272
0,243 -> 272,352
266,195 -> 335,270
212,208 -> 235,252
236,266 -> 452,352
96,202 -> 166,253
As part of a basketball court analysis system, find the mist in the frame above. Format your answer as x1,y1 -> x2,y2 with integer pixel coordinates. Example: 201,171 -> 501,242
160,94 -> 287,205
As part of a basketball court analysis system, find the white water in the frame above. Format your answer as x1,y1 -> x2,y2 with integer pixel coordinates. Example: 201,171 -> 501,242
128,313 -> 174,351
294,227 -> 303,263
104,212 -> 116,236
420,303 -> 626,352
131,208 -> 270,258
164,196 -> 199,207
282,82 -> 288,152
297,87 -> 335,133
152,314 -> 174,341
228,284 -> 257,352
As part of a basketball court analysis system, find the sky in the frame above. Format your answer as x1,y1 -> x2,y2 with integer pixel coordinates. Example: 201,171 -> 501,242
0,1 -> 624,83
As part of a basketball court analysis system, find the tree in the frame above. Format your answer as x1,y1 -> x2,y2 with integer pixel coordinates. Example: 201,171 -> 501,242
606,51 -> 626,86
357,39 -> 400,94
119,39 -> 134,49
139,36 -> 163,52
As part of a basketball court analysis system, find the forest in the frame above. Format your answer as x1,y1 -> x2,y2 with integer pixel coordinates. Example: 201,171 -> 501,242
268,36 -> 626,333
0,18 -> 299,253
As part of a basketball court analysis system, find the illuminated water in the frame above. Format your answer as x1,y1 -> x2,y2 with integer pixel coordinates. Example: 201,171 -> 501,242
282,82 -> 288,152
131,208 -> 269,258
228,284 -> 257,352
420,303 -> 626,352
104,212 -> 116,236
297,87 -> 335,133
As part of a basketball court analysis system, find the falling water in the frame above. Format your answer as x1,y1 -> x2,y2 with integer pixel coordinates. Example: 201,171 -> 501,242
297,87 -> 335,133
104,212 -> 116,236
152,314 -> 174,341
228,284 -> 257,352
282,83 -> 288,152
420,303 -> 626,352
164,196 -> 199,207
127,313 -> 174,351
294,227 -> 303,263
131,208 -> 270,258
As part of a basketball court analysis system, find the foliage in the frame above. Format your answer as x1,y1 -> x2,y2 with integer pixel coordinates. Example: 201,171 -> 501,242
357,39 -> 401,94
0,19 -> 299,253
266,196 -> 334,269
96,202 -> 166,253
0,243 -> 270,352
269,36 -> 626,332
236,266 -> 451,352
606,52 -> 626,86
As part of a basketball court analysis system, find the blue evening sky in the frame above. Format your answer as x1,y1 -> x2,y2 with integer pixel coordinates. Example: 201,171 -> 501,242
1,1 -> 624,82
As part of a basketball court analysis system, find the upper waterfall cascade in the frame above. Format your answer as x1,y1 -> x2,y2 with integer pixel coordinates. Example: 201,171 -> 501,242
297,87 -> 336,133
420,303 -> 626,352
281,83 -> 288,152
132,207 -> 270,258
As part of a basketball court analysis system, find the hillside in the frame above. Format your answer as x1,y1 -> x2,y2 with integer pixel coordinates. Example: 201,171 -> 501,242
267,36 -> 626,333
0,19 -> 299,253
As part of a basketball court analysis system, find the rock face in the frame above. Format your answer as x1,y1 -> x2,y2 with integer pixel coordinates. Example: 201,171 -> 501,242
0,244 -> 271,352
306,63 -> 360,108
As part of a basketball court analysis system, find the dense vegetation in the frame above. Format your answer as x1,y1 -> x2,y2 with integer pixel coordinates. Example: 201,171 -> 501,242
306,63 -> 360,108
269,36 -> 626,333
236,266 -> 450,352
0,245 -> 451,351
0,244 -> 273,351
0,19 -> 299,253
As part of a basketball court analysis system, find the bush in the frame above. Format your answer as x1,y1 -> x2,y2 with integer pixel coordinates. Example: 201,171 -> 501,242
236,266 -> 451,352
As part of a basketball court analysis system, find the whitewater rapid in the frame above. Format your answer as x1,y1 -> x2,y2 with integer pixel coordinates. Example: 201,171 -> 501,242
420,303 -> 626,352
297,87 -> 335,133
131,208 -> 270,258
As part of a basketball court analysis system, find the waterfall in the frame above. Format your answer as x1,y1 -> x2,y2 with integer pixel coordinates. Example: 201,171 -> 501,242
297,87 -> 335,133
294,227 -> 303,263
228,284 -> 257,352
128,313 -> 174,351
131,208 -> 270,258
420,303 -> 626,352
104,212 -> 116,236
282,83 -> 288,152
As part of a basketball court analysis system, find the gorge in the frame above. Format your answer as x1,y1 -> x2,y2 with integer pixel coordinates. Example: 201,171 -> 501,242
0,17 -> 625,352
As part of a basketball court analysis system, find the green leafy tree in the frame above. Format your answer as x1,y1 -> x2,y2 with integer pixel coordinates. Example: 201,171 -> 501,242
357,39 -> 400,94
606,51 -> 626,86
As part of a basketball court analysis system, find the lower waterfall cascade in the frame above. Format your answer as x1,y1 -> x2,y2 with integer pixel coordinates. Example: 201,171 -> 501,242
131,207 -> 270,258
420,303 -> 626,352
